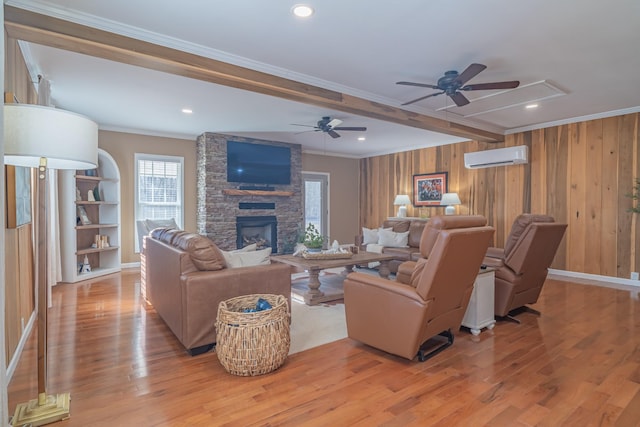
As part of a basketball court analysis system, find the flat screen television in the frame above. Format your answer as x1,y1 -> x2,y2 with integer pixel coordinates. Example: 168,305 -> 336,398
226,141 -> 291,185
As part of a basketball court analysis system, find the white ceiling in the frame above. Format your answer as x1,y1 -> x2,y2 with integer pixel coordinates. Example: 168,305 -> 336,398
8,0 -> 640,158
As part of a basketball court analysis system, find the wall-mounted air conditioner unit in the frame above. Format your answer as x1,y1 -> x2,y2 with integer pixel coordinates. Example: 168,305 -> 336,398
464,145 -> 528,169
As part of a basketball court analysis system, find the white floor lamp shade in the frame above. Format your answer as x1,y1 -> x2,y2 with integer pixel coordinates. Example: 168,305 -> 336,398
441,192 -> 461,215
4,104 -> 98,426
5,104 -> 98,169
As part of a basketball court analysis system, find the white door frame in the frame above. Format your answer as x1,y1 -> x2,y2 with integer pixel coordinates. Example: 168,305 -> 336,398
302,172 -> 329,240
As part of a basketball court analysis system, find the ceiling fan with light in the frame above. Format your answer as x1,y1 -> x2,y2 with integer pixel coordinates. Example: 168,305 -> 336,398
292,116 -> 367,139
397,63 -> 520,107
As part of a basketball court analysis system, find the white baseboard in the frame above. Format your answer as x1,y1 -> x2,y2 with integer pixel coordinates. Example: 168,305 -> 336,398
6,310 -> 36,382
548,268 -> 640,291
121,262 -> 141,269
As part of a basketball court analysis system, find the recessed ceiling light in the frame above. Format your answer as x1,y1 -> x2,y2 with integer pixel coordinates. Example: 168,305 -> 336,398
182,108 -> 193,114
525,103 -> 538,109
292,4 -> 314,18
358,137 -> 366,141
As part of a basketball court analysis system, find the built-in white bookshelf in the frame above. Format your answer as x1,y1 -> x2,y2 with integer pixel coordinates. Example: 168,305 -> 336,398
59,148 -> 121,283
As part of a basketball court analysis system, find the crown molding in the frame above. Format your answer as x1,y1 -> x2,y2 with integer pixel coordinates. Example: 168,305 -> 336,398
506,106 -> 640,134
98,125 -> 196,142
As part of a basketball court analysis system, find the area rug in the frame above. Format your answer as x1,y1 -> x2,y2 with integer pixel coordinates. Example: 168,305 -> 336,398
289,298 -> 346,354
287,266 -> 386,354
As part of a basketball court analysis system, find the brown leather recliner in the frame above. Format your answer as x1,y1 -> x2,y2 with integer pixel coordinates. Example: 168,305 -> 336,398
395,215 -> 489,284
343,215 -> 494,361
483,214 -> 567,321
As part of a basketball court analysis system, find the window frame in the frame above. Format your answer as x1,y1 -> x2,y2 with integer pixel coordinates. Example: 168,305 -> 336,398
134,153 -> 185,252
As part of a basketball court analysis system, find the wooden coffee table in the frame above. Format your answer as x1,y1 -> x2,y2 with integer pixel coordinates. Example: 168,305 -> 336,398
272,252 -> 397,305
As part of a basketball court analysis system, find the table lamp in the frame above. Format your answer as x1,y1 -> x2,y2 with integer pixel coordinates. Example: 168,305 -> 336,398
393,194 -> 411,217
441,192 -> 461,215
5,104 -> 98,426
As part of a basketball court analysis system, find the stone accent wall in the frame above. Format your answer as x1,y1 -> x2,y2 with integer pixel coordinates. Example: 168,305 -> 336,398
196,132 -> 303,253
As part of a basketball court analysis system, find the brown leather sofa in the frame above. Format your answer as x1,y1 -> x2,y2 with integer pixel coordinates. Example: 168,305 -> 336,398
355,218 -> 428,273
344,215 -> 494,361
141,228 -> 292,355
483,214 -> 567,320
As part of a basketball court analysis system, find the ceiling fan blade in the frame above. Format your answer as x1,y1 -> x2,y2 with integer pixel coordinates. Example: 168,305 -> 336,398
401,91 -> 445,106
449,91 -> 470,107
333,126 -> 367,131
396,81 -> 440,90
290,123 -> 316,128
454,63 -> 487,85
327,129 -> 341,139
461,81 -> 520,91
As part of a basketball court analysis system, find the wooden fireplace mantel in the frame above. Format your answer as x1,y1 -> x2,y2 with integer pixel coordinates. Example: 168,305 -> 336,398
222,189 -> 293,197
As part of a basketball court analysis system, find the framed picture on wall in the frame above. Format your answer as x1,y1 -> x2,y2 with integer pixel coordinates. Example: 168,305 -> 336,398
413,172 -> 448,207
6,165 -> 32,228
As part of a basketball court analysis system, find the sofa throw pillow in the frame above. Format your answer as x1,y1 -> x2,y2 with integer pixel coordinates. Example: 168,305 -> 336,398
221,243 -> 257,266
362,227 -> 392,245
383,220 -> 411,233
145,218 -> 179,232
362,227 -> 379,245
172,233 -> 226,271
233,243 -> 257,252
378,228 -> 410,248
222,247 -> 272,268
152,228 -> 188,246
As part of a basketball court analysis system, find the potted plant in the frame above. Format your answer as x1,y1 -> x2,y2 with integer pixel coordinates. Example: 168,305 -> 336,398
302,223 -> 325,252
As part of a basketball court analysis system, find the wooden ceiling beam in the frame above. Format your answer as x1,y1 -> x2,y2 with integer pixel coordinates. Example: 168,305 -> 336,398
4,6 -> 503,143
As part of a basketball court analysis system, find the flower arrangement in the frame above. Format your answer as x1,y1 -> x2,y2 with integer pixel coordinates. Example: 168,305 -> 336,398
302,223 -> 325,249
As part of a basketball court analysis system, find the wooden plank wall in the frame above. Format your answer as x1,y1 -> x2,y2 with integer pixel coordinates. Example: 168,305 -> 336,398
4,225 -> 34,363
359,113 -> 640,279
4,35 -> 38,366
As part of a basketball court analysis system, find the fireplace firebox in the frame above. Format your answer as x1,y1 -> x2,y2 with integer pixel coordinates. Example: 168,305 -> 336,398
236,216 -> 278,253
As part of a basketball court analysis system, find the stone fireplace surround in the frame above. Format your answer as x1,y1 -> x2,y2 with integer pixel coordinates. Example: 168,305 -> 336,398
196,133 -> 303,254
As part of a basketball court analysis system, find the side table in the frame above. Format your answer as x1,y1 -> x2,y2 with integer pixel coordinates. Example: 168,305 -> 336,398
461,268 -> 496,336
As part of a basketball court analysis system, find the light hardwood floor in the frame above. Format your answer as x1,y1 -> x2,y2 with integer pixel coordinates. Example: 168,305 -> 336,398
8,269 -> 640,426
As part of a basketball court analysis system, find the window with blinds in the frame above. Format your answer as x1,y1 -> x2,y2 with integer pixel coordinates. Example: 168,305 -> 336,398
135,153 -> 184,251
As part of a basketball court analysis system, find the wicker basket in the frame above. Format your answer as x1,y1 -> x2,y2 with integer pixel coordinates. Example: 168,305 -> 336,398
215,294 -> 290,376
